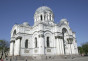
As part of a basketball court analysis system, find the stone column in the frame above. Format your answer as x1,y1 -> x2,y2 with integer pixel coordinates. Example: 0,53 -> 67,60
39,15 -> 40,21
42,14 -> 44,21
48,14 -> 49,20
55,36 -> 64,55
60,38 -> 64,55
14,36 -> 22,56
37,15 -> 39,21
51,14 -> 52,21
51,14 -> 54,21
10,41 -> 14,56
38,33 -> 44,55
46,14 -> 48,21
55,36 -> 60,55
55,36 -> 61,55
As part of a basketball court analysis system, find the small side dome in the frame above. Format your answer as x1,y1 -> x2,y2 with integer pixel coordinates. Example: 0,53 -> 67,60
23,22 -> 29,26
60,19 -> 68,22
60,19 -> 69,25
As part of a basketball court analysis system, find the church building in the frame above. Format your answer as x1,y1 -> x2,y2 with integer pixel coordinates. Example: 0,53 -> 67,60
9,6 -> 78,56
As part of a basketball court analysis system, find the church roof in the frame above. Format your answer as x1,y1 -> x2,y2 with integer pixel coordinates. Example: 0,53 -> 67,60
35,6 -> 53,13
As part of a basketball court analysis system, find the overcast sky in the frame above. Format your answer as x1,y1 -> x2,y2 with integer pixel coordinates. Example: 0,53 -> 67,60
0,0 -> 88,46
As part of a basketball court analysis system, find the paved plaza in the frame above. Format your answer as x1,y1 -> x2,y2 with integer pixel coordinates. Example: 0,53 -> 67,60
49,57 -> 88,61
4,56 -> 88,61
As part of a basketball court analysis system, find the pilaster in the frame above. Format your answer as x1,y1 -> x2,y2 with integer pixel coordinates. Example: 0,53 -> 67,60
38,32 -> 45,55
14,36 -> 22,56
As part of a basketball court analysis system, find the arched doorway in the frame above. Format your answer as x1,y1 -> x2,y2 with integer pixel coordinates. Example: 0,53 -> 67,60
62,28 -> 67,54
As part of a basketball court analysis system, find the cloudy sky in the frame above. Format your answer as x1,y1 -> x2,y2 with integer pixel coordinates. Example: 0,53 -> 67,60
0,0 -> 88,46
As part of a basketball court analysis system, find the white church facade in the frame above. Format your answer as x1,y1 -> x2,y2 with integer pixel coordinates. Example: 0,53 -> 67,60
9,6 -> 78,56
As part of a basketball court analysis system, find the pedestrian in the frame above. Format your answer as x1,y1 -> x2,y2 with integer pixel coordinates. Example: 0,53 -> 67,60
1,59 -> 3,61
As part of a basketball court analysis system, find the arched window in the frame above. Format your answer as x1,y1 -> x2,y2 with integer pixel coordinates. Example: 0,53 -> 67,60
13,30 -> 16,36
25,39 -> 28,48
50,14 -> 51,20
35,37 -> 37,48
62,28 -> 67,33
47,37 -> 50,47
44,15 -> 45,20
40,15 -> 42,21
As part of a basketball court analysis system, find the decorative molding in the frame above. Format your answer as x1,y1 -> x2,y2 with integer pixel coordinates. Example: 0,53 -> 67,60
21,47 -> 39,49
55,36 -> 63,39
47,49 -> 51,52
33,30 -> 53,35
10,40 -> 15,43
35,50 -> 38,53
17,32 -> 32,35
67,38 -> 73,44
16,36 -> 22,40
24,50 -> 29,53
38,34 -> 44,38
54,32 -> 61,34
45,47 -> 55,48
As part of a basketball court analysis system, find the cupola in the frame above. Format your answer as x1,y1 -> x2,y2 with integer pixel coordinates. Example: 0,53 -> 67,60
34,6 -> 54,25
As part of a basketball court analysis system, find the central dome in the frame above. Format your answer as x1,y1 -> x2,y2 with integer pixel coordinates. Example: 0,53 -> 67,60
34,6 -> 54,25
35,6 -> 53,13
